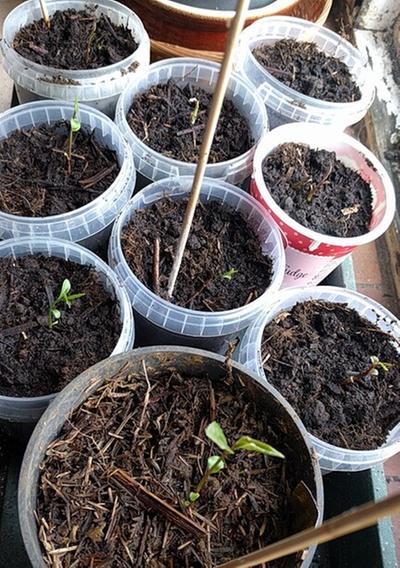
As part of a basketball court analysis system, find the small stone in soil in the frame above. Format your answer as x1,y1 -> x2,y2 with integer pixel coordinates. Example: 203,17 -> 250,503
13,8 -> 138,70
127,79 -> 253,163
261,300 -> 400,450
121,197 -> 274,311
262,142 -> 373,238
36,367 -> 310,567
252,39 -> 361,103
0,255 -> 122,397
0,122 -> 119,217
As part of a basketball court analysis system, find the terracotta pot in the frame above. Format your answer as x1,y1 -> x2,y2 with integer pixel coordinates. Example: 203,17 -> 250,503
123,0 -> 332,61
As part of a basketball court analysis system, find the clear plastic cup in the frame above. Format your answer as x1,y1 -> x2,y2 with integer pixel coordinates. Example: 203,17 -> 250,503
109,176 -> 285,352
0,101 -> 136,254
237,285 -> 400,472
235,16 -> 375,129
115,57 -> 269,188
1,0 -> 150,118
0,237 -> 135,430
251,122 -> 396,287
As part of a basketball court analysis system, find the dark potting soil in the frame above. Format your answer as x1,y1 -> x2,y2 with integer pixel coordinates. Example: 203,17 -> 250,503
13,8 -> 138,70
127,79 -> 253,163
36,366 -> 308,567
262,142 -> 373,238
0,122 -> 119,217
252,39 -> 361,103
121,198 -> 273,310
0,255 -> 122,397
261,300 -> 400,450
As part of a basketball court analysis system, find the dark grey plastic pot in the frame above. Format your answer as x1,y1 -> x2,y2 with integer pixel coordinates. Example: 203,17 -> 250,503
18,347 -> 324,567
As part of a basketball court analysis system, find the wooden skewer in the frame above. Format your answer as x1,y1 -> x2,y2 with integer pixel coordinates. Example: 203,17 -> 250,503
39,0 -> 51,27
167,0 -> 251,298
217,492 -> 400,568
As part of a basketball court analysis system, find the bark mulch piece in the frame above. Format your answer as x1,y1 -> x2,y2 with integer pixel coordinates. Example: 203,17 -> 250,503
0,255 -> 122,398
36,365 -> 308,567
121,198 -> 274,311
127,79 -> 253,163
261,299 -> 400,450
262,142 -> 373,238
13,8 -> 138,70
252,39 -> 361,103
0,122 -> 119,217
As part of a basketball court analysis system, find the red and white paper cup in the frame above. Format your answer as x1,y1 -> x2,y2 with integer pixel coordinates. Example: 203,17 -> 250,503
252,123 -> 396,287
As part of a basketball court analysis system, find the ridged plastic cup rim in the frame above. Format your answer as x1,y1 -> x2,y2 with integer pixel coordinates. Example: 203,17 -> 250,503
0,100 -> 134,226
110,176 -> 285,326
116,57 -> 269,176
241,285 -> 400,464
252,122 -> 396,247
0,236 -> 134,406
2,0 -> 147,80
240,15 -> 375,116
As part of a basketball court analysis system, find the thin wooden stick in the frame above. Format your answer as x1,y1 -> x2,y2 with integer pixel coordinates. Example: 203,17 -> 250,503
166,0 -> 251,299
217,492 -> 400,568
110,468 -> 208,539
39,0 -> 51,27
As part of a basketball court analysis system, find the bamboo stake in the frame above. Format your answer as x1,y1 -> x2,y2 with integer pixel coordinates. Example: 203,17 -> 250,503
167,0 -> 251,298
217,492 -> 400,568
39,0 -> 51,27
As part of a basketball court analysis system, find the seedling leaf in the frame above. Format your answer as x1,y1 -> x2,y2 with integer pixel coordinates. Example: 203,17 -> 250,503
205,421 -> 233,453
59,279 -> 71,299
233,436 -> 285,459
222,267 -> 238,281
189,492 -> 200,503
207,455 -> 225,474
70,97 -> 81,133
189,97 -> 200,126
51,308 -> 61,320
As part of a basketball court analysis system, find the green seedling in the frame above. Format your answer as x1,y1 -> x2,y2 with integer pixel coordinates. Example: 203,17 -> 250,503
344,355 -> 394,385
48,279 -> 85,329
66,97 -> 81,175
185,421 -> 284,506
189,97 -> 200,126
221,267 -> 238,281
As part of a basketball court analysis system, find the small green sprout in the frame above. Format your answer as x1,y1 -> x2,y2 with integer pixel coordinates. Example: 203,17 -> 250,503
84,20 -> 97,64
344,355 -> 394,385
222,267 -> 238,281
48,279 -> 85,329
184,421 -> 284,505
66,97 -> 81,175
189,97 -> 200,126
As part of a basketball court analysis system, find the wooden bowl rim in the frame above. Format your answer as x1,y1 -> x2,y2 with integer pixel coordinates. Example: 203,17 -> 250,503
142,0 -> 302,20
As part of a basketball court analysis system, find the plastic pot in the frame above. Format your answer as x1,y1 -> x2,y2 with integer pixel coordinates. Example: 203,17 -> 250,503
115,57 -> 268,189
1,0 -> 150,118
251,122 -> 396,287
0,101 -> 136,255
0,237 -> 134,435
109,176 -> 285,352
235,16 -> 375,129
237,285 -> 400,472
19,346 -> 324,567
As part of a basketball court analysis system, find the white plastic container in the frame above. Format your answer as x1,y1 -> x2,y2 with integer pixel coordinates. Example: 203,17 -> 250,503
235,16 -> 375,129
109,176 -> 285,352
115,57 -> 269,188
1,0 -> 150,118
251,122 -> 396,287
238,285 -> 400,472
0,101 -> 136,254
0,237 -> 135,432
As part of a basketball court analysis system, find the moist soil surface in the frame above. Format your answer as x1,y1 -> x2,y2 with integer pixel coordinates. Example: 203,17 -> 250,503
127,79 -> 252,163
36,366 -> 309,567
0,255 -> 122,397
121,198 -> 274,311
13,8 -> 138,70
261,300 -> 400,450
0,122 -> 119,217
262,142 -> 373,238
252,39 -> 361,103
